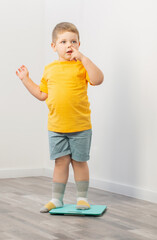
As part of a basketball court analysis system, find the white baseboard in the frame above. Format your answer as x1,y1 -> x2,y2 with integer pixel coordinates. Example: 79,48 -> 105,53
0,168 -> 44,179
0,167 -> 157,204
89,178 -> 157,204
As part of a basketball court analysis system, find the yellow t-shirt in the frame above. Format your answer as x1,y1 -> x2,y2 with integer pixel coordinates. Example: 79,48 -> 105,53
39,60 -> 94,133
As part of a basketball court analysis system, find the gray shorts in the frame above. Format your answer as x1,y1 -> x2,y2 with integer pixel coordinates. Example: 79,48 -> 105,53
48,129 -> 92,162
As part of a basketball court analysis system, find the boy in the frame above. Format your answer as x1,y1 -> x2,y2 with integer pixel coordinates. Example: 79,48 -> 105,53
16,22 -> 104,213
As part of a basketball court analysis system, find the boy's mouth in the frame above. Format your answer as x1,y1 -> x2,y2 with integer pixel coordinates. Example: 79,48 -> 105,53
66,50 -> 73,54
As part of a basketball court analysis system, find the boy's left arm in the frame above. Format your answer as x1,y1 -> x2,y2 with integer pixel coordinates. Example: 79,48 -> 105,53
70,47 -> 104,85
81,56 -> 104,85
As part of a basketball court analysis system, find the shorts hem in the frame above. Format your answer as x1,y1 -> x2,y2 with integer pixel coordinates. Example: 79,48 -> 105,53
71,155 -> 90,162
50,150 -> 71,160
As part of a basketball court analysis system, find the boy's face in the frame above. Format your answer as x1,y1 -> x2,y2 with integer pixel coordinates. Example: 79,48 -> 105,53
51,31 -> 80,61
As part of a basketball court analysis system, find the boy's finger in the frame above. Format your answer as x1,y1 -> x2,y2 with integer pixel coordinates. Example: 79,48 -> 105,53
71,46 -> 76,51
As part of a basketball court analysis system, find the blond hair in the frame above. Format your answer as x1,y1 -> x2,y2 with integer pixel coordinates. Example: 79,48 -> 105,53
52,22 -> 80,43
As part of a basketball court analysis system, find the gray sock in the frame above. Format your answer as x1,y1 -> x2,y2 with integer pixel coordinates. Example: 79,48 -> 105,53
75,181 -> 90,209
51,181 -> 66,202
40,182 -> 66,213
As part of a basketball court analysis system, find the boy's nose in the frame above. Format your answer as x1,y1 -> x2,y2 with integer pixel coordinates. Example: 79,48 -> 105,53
67,42 -> 72,47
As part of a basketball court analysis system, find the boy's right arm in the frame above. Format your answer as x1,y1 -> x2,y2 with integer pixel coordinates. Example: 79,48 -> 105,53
16,65 -> 48,101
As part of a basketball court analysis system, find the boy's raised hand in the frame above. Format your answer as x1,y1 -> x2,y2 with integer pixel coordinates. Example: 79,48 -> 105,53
16,65 -> 29,81
70,47 -> 84,62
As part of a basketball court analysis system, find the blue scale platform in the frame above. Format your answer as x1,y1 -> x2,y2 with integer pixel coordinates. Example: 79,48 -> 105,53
49,204 -> 107,216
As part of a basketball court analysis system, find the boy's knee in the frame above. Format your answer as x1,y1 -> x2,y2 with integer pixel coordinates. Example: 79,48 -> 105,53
71,159 -> 87,167
55,154 -> 71,167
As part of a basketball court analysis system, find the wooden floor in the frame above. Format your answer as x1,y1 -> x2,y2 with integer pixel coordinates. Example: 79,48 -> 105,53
0,177 -> 157,240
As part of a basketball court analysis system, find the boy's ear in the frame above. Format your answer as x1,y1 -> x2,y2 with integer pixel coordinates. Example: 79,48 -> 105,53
51,42 -> 56,52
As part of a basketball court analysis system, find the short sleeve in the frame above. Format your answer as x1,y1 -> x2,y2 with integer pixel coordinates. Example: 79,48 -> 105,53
39,67 -> 48,94
86,70 -> 95,86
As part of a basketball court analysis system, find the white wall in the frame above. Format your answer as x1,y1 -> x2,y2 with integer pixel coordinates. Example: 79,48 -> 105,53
82,0 -> 157,202
43,0 -> 157,203
0,0 -> 46,175
0,0 -> 157,203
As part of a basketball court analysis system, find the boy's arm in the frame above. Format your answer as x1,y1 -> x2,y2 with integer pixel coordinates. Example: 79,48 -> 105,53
70,47 -> 104,86
81,56 -> 104,86
22,77 -> 48,101
16,65 -> 48,101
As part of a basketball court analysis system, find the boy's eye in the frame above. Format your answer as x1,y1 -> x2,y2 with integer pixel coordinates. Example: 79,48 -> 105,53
61,40 -> 77,44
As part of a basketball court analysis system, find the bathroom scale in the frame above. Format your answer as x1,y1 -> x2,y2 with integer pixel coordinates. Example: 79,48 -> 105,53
49,204 -> 107,216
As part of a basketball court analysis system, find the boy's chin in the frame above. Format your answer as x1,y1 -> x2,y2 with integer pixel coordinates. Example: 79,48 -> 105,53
59,55 -> 73,61
65,56 -> 72,61
66,55 -> 71,60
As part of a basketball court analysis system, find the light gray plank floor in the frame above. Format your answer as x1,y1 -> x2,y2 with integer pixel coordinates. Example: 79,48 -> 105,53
0,177 -> 157,240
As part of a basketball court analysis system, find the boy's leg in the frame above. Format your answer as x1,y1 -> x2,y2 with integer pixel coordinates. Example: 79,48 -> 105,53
40,154 -> 71,213
71,160 -> 90,209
